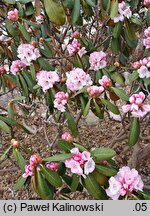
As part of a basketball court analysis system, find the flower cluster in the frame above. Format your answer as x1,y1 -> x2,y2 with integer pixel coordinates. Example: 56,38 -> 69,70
106,166 -> 144,200
143,27 -> 150,49
87,85 -> 104,98
122,92 -> 150,117
65,148 -> 95,177
7,9 -> 19,21
36,14 -> 44,25
89,51 -> 107,71
67,39 -> 87,58
17,44 -> 40,66
46,162 -> 58,172
36,70 -> 60,92
99,75 -> 112,89
144,0 -> 150,6
10,60 -> 26,75
22,154 -> 42,178
133,57 -> 150,78
66,68 -> 92,91
54,91 -> 69,112
61,131 -> 73,143
0,66 -> 7,75
113,1 -> 132,23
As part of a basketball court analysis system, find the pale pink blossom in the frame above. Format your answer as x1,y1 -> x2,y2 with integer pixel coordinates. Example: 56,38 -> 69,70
73,31 -> 80,39
113,1 -> 132,23
87,85 -> 104,98
29,154 -> 42,166
67,39 -> 87,57
61,131 -> 73,143
144,0 -> 150,6
133,57 -> 150,78
36,70 -> 60,92
10,60 -> 26,75
17,44 -> 40,66
144,27 -> 150,38
66,68 -> 92,91
137,66 -> 150,78
46,162 -> 58,172
143,38 -> 150,49
7,9 -> 18,21
22,165 -> 33,178
0,66 -> 7,75
106,166 -> 144,200
54,91 -> 69,112
99,75 -> 112,89
122,92 -> 150,117
65,148 -> 95,177
89,51 -> 107,71
36,14 -> 44,25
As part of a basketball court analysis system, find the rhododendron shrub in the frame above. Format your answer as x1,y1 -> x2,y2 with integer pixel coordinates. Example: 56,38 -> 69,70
0,0 -> 150,200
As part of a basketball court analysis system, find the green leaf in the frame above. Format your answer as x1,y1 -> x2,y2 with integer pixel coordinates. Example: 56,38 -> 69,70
41,166 -> 62,188
101,98 -> 120,114
57,162 -> 66,176
113,22 -> 123,38
0,116 -> 17,126
147,7 -> 150,26
14,177 -> 26,191
0,146 -> 12,161
95,164 -> 117,176
73,143 -> 88,152
36,170 -> 54,199
91,147 -> 116,161
4,0 -> 16,4
83,173 -> 107,199
111,37 -> 120,54
44,0 -> 66,26
25,2 -> 34,16
19,23 -> 31,42
129,70 -> 139,82
18,74 -> 29,98
110,0 -> 118,19
128,117 -> 140,147
12,96 -> 26,102
71,174 -> 79,192
65,111 -> 78,137
125,20 -> 137,41
38,57 -> 54,71
111,87 -> 129,101
0,120 -> 11,133
86,0 -> 96,7
62,174 -> 83,191
71,0 -> 80,24
13,148 -> 26,172
93,99 -> 104,119
5,20 -> 19,37
83,99 -> 91,117
57,139 -> 74,152
44,153 -> 72,162
111,72 -> 125,84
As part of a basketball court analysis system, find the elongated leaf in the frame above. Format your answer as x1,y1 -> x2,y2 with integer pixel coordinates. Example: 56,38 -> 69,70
62,174 -> 83,191
44,0 -> 66,26
18,74 -> 29,98
0,120 -> 11,133
93,99 -> 104,119
71,0 -> 80,24
101,98 -> 120,114
83,173 -> 107,199
65,111 -> 78,137
128,118 -> 140,147
44,153 -> 72,162
95,164 -> 117,176
113,21 -> 123,38
147,7 -> 150,26
83,99 -> 91,117
71,174 -> 79,192
86,0 -> 96,7
41,166 -> 62,188
14,177 -> 26,191
91,147 -> 116,161
0,146 -> 12,161
110,0 -> 118,19
13,148 -> 26,172
111,87 -> 129,101
129,70 -> 139,82
57,140 -> 74,152
0,116 -> 17,126
73,143 -> 88,152
19,23 -> 31,42
38,57 -> 54,71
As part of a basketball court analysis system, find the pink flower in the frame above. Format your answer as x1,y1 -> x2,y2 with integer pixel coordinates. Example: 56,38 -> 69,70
61,131 -> 73,143
144,0 -> 150,6
65,147 -> 95,177
7,9 -> 18,21
87,85 -> 104,98
67,39 -> 87,58
106,166 -> 144,200
10,60 -> 26,75
66,68 -> 92,91
46,162 -> 58,172
54,91 -> 69,112
29,154 -> 42,166
36,70 -> 60,92
133,57 -> 150,78
0,66 -> 7,75
17,44 -> 40,66
113,1 -> 132,23
89,51 -> 107,71
73,31 -> 80,39
138,66 -> 150,78
132,61 -> 141,69
144,27 -> 150,38
36,14 -> 44,25
122,92 -> 150,117
22,165 -> 33,178
143,38 -> 150,49
99,75 -> 112,89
